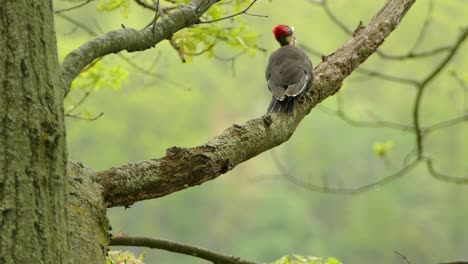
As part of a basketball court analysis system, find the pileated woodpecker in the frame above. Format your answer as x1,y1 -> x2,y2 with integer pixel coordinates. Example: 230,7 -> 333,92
266,24 -> 313,114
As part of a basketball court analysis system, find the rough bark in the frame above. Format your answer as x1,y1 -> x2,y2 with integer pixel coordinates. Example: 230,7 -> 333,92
60,0 -> 220,94
0,1 -> 69,263
97,0 -> 416,208
68,161 -> 109,264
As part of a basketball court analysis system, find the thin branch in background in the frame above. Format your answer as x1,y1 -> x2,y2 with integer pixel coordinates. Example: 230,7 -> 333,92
65,112 -> 104,121
408,0 -> 433,52
54,0 -> 95,13
423,114 -> 468,135
355,67 -> 419,86
412,28 -> 468,158
424,158 -> 468,184
270,150 -> 421,195
317,105 -> 412,131
152,0 -> 160,28
321,0 -> 353,35
213,50 -> 248,78
134,0 -> 156,11
66,91 -> 92,116
312,0 -> 448,61
197,0 -> 267,24
394,250 -> 411,264
115,53 -> 190,90
300,44 -> 420,85
376,45 -> 451,60
110,235 -> 258,264
56,12 -> 99,37
451,71 -> 468,92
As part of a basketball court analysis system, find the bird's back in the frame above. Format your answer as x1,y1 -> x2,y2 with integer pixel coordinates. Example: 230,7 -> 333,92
265,45 -> 313,86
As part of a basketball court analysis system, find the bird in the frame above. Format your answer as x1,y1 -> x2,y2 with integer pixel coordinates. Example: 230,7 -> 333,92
265,24 -> 314,115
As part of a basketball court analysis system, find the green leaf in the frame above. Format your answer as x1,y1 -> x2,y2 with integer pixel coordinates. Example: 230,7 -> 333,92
373,140 -> 394,158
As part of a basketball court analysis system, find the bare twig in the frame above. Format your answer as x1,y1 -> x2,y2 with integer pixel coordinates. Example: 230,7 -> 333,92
423,114 -> 468,134
300,44 -> 420,85
110,235 -> 258,264
55,0 -> 95,14
197,0 -> 267,24
408,0 -> 433,52
394,250 -> 411,264
321,0 -> 352,35
356,67 -> 419,86
271,150 -> 421,195
134,0 -> 156,10
376,46 -> 451,60
451,71 -> 468,92
412,28 -> 468,157
425,158 -> 468,184
66,91 -> 92,116
65,112 -> 104,121
317,104 -> 412,131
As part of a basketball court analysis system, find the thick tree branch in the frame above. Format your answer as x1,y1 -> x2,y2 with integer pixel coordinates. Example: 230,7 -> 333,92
60,0 -> 220,94
110,235 -> 257,264
97,0 -> 415,208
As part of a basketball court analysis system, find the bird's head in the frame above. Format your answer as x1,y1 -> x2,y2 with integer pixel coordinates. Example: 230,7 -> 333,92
272,24 -> 296,46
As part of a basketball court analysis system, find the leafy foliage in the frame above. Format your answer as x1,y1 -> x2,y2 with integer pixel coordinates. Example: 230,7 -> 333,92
70,60 -> 128,92
172,0 -> 261,62
97,0 -> 131,17
106,250 -> 146,264
271,255 -> 343,264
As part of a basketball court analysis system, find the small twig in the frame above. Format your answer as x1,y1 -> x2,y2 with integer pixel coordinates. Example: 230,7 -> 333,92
197,0 -> 267,24
134,0 -> 156,10
65,112 -> 104,121
412,28 -> 468,157
356,67 -> 419,86
66,91 -> 92,115
376,46 -> 451,60
56,12 -> 99,37
321,0 -> 353,35
271,150 -> 421,195
408,0 -> 433,52
423,114 -> 468,134
152,0 -> 160,28
54,0 -> 95,14
425,158 -> 468,184
110,235 -> 258,264
394,250 -> 411,264
451,71 -> 468,92
317,104 -> 412,131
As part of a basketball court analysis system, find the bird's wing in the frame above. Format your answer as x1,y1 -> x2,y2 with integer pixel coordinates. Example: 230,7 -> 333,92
267,79 -> 286,101
285,68 -> 310,97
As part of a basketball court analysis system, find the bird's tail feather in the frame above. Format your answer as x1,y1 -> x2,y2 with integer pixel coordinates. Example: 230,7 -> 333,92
268,96 -> 295,115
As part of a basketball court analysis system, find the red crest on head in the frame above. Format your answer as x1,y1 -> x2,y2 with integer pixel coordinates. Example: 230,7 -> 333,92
272,24 -> 291,41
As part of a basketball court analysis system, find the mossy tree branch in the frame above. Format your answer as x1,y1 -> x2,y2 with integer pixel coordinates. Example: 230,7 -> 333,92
96,0 -> 416,208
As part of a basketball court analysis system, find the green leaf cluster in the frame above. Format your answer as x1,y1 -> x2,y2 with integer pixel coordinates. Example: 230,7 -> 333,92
96,0 -> 130,17
271,254 -> 342,264
106,250 -> 146,264
172,0 -> 260,62
70,60 -> 128,92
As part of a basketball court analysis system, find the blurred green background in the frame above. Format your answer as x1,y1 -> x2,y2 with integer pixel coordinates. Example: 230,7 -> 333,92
54,0 -> 467,263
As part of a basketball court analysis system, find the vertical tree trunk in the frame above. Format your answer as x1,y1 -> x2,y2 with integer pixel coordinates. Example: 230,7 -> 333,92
0,1 -> 69,263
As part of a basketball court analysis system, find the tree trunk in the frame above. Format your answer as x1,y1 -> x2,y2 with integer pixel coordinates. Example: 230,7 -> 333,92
0,1 -> 69,263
